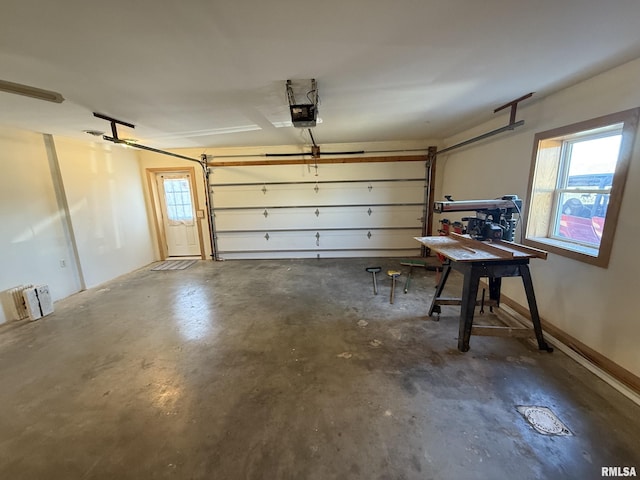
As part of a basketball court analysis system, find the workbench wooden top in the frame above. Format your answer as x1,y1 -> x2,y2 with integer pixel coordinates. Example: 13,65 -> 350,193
415,234 -> 548,262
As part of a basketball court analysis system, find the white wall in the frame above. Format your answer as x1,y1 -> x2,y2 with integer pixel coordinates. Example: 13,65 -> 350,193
0,128 -> 155,324
437,57 -> 640,378
0,128 -> 82,324
54,137 -> 155,288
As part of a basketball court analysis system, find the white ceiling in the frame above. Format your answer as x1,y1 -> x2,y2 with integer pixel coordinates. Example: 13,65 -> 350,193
1,0 -> 640,150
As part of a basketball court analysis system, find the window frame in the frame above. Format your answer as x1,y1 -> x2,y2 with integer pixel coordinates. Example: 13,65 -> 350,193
523,108 -> 639,268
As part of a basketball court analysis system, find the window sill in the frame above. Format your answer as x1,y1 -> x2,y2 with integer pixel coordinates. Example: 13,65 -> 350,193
524,237 -> 608,268
528,237 -> 598,256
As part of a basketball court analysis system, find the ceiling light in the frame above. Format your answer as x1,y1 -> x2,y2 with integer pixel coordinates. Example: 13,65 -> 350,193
0,79 -> 64,103
83,130 -> 105,137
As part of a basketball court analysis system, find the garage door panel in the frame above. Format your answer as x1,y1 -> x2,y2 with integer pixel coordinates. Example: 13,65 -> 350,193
212,182 -> 424,208
214,206 -> 423,231
216,230 -> 421,255
209,160 -> 428,259
211,162 -> 425,184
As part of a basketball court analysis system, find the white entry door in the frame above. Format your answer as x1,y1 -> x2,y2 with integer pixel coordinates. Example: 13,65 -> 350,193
156,172 -> 201,257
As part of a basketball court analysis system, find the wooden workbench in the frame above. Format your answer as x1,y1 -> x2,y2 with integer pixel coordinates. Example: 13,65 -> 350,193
415,234 -> 553,353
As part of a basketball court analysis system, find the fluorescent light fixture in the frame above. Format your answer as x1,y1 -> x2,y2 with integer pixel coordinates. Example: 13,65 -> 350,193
0,79 -> 64,103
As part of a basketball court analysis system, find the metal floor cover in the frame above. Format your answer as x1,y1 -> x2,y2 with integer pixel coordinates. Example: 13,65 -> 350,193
150,259 -> 198,271
517,406 -> 573,436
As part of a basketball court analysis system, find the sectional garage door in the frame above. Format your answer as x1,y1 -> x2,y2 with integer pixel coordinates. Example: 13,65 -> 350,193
208,158 -> 429,260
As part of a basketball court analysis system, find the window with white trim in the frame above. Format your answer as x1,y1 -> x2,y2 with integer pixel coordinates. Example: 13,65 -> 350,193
524,108 -> 639,267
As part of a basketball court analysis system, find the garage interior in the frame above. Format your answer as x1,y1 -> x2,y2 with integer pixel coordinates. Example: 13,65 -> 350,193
1,2 -> 640,479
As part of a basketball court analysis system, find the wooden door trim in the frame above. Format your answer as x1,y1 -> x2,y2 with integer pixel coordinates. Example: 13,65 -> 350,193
146,167 -> 205,260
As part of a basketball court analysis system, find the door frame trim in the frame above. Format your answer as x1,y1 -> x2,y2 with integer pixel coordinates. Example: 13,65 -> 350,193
146,166 -> 206,260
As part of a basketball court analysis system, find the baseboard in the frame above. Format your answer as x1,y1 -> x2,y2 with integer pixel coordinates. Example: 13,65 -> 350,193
479,281 -> 640,397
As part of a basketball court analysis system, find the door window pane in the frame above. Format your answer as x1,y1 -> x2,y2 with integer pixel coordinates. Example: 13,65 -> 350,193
163,179 -> 194,224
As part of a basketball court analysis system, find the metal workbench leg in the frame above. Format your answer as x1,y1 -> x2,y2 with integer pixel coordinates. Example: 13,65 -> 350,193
488,277 -> 502,308
428,261 -> 452,317
458,266 -> 482,352
519,265 -> 553,353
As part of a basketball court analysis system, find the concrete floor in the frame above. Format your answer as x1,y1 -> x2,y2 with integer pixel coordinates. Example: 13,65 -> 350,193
0,258 -> 638,480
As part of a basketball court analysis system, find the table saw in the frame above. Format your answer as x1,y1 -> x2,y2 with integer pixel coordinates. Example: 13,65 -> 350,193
415,233 -> 553,353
